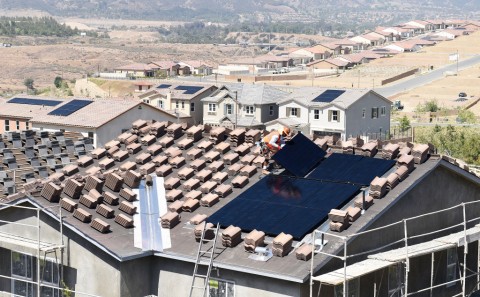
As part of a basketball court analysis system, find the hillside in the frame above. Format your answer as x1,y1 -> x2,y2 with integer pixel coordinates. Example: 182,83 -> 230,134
0,0 -> 478,23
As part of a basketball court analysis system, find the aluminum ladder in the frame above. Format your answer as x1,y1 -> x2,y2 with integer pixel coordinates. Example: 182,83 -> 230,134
188,222 -> 220,297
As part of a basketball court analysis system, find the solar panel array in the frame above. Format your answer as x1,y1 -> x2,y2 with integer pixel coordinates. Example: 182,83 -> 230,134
7,97 -> 62,106
272,133 -> 326,177
157,84 -> 172,89
308,153 -> 396,185
174,85 -> 204,95
312,90 -> 346,103
207,175 -> 361,240
47,100 -> 93,116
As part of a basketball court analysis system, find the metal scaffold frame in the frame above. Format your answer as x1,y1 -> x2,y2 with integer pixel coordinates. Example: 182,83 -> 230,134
0,201 -> 100,297
309,201 -> 480,297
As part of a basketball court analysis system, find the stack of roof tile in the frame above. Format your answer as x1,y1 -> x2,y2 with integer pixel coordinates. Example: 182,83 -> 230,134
386,172 -> 400,191
200,193 -> 219,207
209,127 -> 226,144
231,175 -> 249,188
354,194 -> 374,210
149,121 -> 167,137
63,179 -> 84,199
186,125 -> 203,142
342,140 -> 354,155
398,146 -> 411,158
105,173 -> 123,192
361,142 -> 378,158
244,229 -> 265,252
382,143 -> 400,160
222,225 -> 242,247
229,129 -> 245,147
348,136 -> 364,148
272,232 -> 293,257
132,119 -> 148,131
160,211 -> 180,229
194,222 -> 215,242
234,143 -> 250,156
369,177 -> 388,198
397,155 -> 415,172
347,206 -> 361,222
296,244 -> 313,261
123,170 -> 142,188
166,123 -> 183,139
328,209 -> 349,232
245,129 -> 261,144
314,138 -> 328,151
40,182 -> 62,202
189,213 -> 207,225
395,165 -> 410,181
412,144 -> 430,164
84,175 -> 104,192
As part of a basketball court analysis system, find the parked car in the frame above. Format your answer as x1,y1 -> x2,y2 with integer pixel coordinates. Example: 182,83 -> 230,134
279,68 -> 290,74
459,92 -> 467,98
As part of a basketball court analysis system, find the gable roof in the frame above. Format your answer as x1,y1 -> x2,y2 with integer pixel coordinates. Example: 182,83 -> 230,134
202,83 -> 289,105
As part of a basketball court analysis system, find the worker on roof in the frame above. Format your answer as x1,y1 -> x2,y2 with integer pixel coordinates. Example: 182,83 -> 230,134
262,126 -> 291,172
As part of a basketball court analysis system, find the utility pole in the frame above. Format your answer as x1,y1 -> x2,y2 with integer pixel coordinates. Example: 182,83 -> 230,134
357,70 -> 360,88
312,67 -> 315,87
456,49 -> 459,74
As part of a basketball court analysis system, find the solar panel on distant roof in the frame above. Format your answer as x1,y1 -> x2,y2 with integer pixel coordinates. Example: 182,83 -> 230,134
7,97 -> 62,106
272,133 -> 326,177
157,84 -> 172,89
312,90 -> 346,103
174,85 -> 203,95
47,100 -> 93,116
308,153 -> 395,185
207,175 -> 360,240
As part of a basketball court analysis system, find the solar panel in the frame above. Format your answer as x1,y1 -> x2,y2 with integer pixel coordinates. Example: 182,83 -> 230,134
308,153 -> 396,185
207,175 -> 360,240
174,85 -> 203,95
312,90 -> 346,103
272,133 -> 326,177
7,97 -> 62,106
47,100 -> 93,116
157,84 -> 172,89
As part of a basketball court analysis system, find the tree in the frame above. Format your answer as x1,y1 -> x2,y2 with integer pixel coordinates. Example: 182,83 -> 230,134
399,116 -> 410,132
457,109 -> 476,124
54,76 -> 63,88
24,78 -> 34,91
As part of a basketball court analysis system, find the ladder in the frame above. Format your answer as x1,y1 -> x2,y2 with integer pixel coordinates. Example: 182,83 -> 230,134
188,222 -> 220,297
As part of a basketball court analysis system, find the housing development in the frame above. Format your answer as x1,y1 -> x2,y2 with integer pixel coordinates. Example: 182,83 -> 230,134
1,8 -> 480,297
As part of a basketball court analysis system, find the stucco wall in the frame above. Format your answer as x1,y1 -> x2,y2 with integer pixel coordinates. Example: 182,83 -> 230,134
0,117 -> 30,134
309,106 -> 345,138
279,102 -> 308,123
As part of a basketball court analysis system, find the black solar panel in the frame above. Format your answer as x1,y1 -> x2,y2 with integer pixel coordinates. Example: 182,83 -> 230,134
308,153 -> 396,186
157,84 -> 172,89
174,85 -> 203,95
47,100 -> 93,116
312,90 -> 346,103
7,97 -> 62,106
207,175 -> 361,240
272,133 -> 326,177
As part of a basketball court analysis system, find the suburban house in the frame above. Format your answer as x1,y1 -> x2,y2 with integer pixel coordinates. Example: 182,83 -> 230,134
179,61 -> 214,76
384,39 -> 436,53
332,39 -> 366,54
0,96 -> 180,147
201,83 -> 289,129
405,20 -> 436,32
350,32 -> 386,47
133,82 -> 155,93
289,44 -> 339,62
114,63 -> 155,78
306,58 -> 349,71
147,61 -> 179,77
426,19 -> 447,30
138,83 -> 218,124
0,118 -> 479,297
267,88 -> 391,140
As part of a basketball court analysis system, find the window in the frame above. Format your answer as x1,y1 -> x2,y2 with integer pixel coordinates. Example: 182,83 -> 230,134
190,102 -> 195,112
209,103 -> 217,112
290,108 -> 298,117
388,263 -> 404,297
334,278 -> 359,297
181,101 -> 185,109
158,100 -> 164,109
16,120 -> 20,130
26,121 -> 29,130
314,109 -> 320,120
328,110 -> 340,122
208,278 -> 235,297
371,107 -> 379,119
381,106 -> 386,116
446,248 -> 458,287
225,104 -> 233,115
269,105 -> 274,116
11,251 -> 34,297
245,105 -> 254,115
362,108 -> 366,118
88,132 -> 94,138
40,258 -> 60,297
5,120 -> 10,132
176,100 -> 179,108
143,99 -> 150,104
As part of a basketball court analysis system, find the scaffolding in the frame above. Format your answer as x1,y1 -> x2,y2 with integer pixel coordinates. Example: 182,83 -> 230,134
309,201 -> 480,297
0,201 -> 100,297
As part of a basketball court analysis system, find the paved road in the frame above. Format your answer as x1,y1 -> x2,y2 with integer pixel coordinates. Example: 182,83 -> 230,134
376,54 -> 480,98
